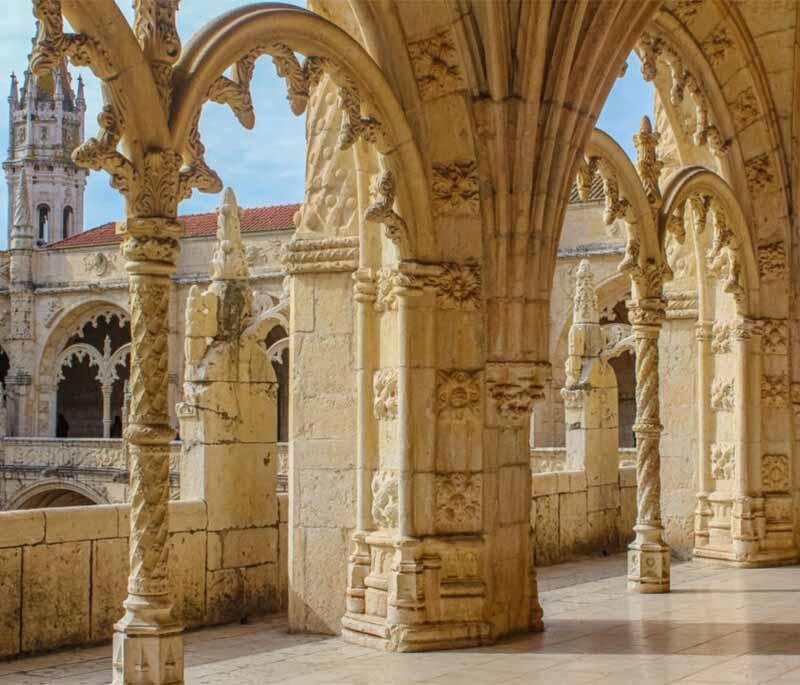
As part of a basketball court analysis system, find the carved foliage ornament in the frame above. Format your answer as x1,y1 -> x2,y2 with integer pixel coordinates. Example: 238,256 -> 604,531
710,378 -> 734,412
373,369 -> 398,421
758,241 -> 787,281
710,443 -> 735,480
371,470 -> 398,529
762,374 -> 789,408
637,31 -> 728,157
432,160 -> 480,215
486,364 -> 548,427
374,262 -> 481,312
761,319 -> 788,355
761,454 -> 789,493
435,472 -> 481,532
407,27 -> 466,100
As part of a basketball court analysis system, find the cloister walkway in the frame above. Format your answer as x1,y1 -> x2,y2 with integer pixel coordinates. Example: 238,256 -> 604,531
3,554 -> 800,684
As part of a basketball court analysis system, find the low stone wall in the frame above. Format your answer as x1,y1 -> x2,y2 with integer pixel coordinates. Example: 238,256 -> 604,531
0,495 -> 289,659
530,447 -> 636,473
531,466 -> 637,566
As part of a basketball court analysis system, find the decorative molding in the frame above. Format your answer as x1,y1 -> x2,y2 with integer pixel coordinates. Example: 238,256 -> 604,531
758,241 -> 787,281
761,454 -> 790,493
729,87 -> 760,130
760,319 -> 788,355
699,26 -> 736,67
664,293 -> 698,320
371,470 -> 398,529
711,321 -> 732,354
432,160 -> 479,215
373,369 -> 398,421
435,472 -> 481,532
762,374 -> 789,408
374,261 -> 481,312
710,378 -> 734,412
83,251 -> 116,278
637,30 -> 728,157
710,443 -> 735,480
744,154 -> 777,195
486,362 -> 549,428
282,236 -> 358,274
436,370 -> 481,421
671,0 -> 704,24
407,27 -> 465,100
365,170 -> 407,247
42,299 -> 64,329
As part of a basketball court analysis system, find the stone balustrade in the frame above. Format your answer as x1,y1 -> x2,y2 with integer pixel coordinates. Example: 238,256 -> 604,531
0,495 -> 288,659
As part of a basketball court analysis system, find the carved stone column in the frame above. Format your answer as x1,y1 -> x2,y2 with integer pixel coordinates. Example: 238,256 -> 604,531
102,382 -> 113,439
627,296 -> 670,593
694,321 -> 713,550
112,155 -> 184,685
731,319 -> 762,558
347,268 -> 377,615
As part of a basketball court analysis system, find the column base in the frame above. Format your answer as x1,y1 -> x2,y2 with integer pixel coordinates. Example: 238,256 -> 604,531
627,525 -> 670,593
112,601 -> 183,685
341,614 -> 493,652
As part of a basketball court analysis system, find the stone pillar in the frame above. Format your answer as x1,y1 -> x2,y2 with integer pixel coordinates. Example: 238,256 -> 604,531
627,296 -> 670,593
284,236 -> 359,635
102,383 -> 113,439
112,153 -> 184,685
346,268 -> 376,615
562,261 -> 620,496
7,169 -> 35,437
731,319 -> 762,558
179,188 -> 280,623
694,321 -> 713,549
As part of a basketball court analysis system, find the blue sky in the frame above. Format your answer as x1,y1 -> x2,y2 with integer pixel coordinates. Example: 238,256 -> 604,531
0,4 -> 651,246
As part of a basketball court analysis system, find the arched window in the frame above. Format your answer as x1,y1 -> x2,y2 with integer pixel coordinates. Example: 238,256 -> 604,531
37,204 -> 50,243
62,206 -> 74,238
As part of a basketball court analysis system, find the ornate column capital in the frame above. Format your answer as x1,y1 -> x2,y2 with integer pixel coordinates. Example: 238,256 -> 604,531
628,297 -> 666,330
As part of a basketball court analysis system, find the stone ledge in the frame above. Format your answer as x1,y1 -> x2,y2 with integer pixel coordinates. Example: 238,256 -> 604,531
45,505 -> 118,543
0,510 -> 45,548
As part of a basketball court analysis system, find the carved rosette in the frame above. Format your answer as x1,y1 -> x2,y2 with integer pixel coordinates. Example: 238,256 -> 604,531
436,370 -> 481,421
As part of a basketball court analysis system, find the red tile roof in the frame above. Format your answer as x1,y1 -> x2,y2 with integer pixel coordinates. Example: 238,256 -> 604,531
48,203 -> 300,249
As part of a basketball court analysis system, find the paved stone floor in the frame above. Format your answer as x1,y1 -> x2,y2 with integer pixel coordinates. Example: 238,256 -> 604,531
3,554 -> 800,684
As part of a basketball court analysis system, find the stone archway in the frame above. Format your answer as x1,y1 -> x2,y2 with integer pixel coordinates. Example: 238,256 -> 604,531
6,479 -> 106,510
37,301 -> 130,437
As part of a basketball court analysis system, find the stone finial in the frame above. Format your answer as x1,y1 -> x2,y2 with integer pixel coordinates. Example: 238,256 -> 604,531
634,115 -> 663,208
14,169 -> 31,228
573,259 -> 599,325
211,187 -> 249,281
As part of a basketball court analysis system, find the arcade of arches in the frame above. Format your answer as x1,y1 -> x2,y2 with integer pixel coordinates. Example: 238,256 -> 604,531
2,0 -> 800,683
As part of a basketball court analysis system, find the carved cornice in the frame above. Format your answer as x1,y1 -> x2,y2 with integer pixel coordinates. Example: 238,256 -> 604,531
282,236 -> 359,275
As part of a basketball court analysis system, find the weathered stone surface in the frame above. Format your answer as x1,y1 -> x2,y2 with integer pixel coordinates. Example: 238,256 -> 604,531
0,549 -> 21,658
91,538 -> 127,640
22,542 -> 90,652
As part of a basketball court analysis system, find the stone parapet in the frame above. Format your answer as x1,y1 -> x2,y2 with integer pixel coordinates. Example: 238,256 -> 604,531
531,465 -> 637,566
0,495 -> 288,659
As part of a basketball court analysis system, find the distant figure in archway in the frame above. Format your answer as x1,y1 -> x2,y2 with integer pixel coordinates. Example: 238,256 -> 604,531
111,415 -> 122,438
56,413 -> 69,438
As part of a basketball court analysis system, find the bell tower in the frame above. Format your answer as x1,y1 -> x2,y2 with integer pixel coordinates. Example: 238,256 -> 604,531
3,37 -> 87,247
